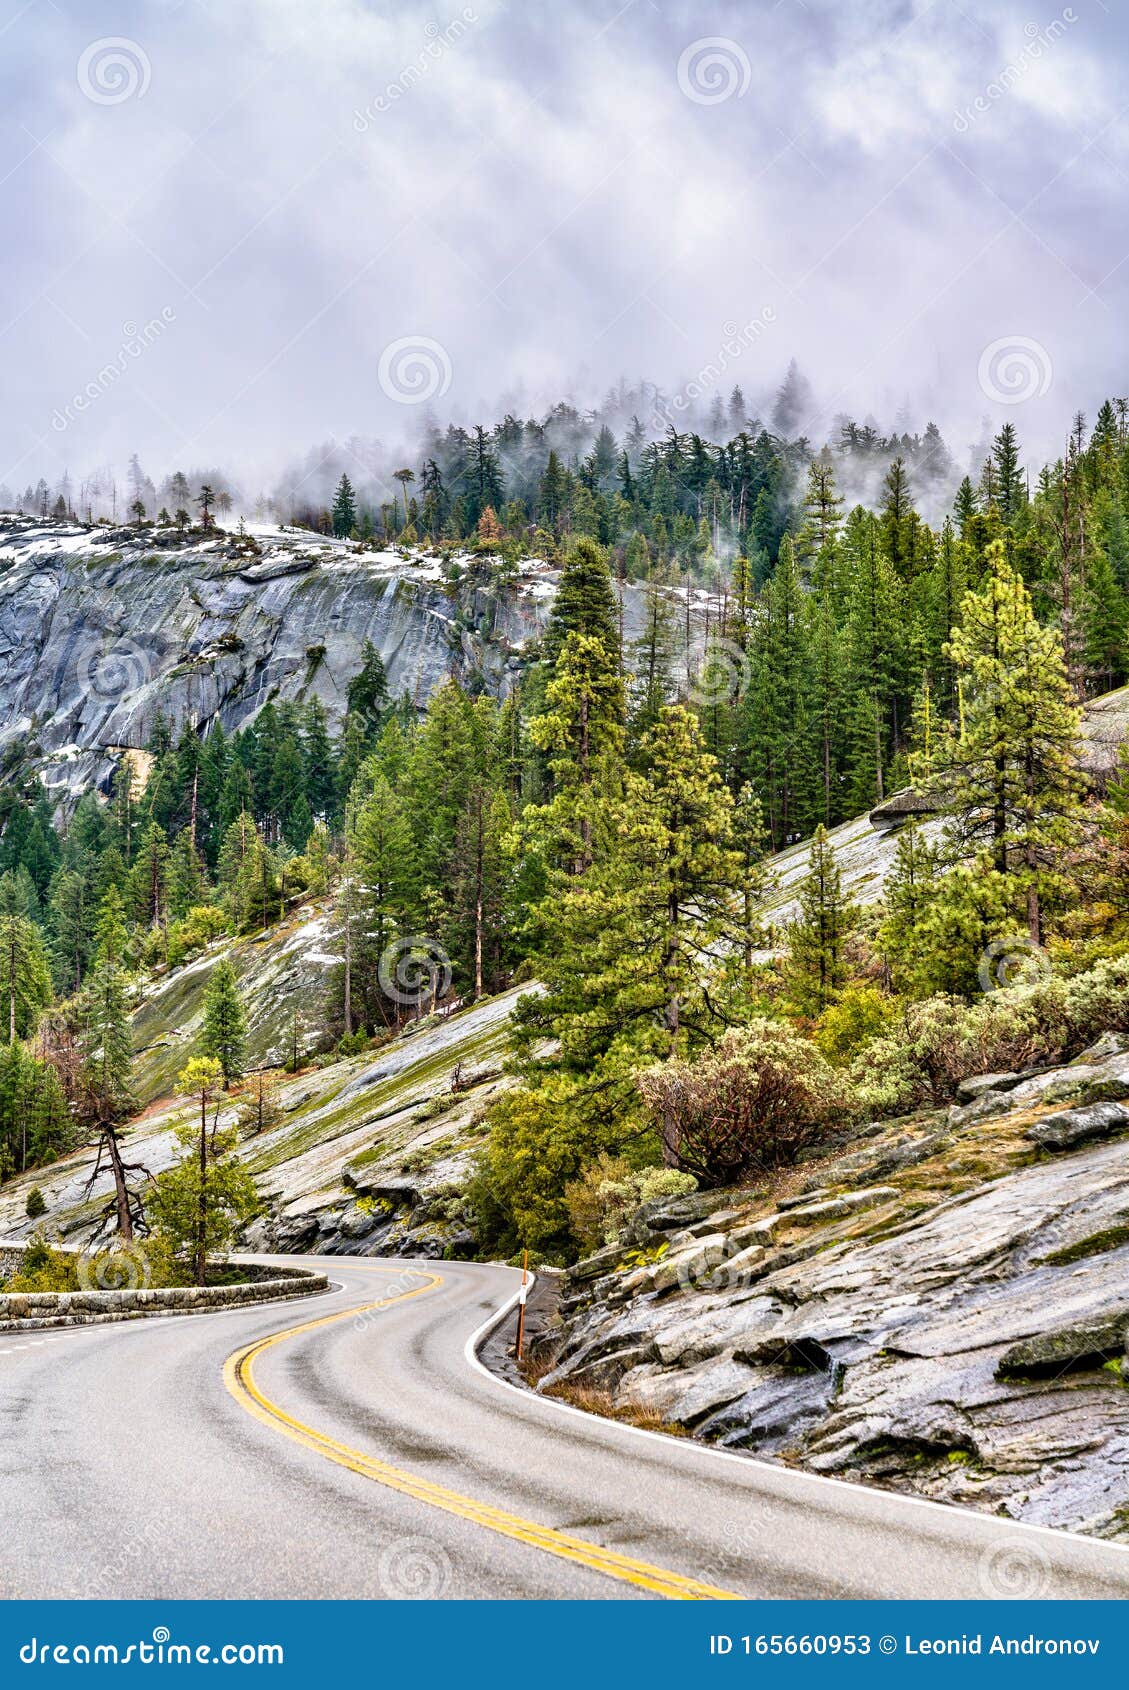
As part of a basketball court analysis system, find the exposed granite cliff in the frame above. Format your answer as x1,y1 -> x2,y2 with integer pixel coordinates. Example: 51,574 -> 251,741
0,514 -> 685,806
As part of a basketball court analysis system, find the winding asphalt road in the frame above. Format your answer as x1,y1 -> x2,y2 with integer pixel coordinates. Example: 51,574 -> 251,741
1,1254 -> 1127,1600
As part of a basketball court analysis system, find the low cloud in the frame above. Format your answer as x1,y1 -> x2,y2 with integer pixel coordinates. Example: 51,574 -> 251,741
0,0 -> 1124,492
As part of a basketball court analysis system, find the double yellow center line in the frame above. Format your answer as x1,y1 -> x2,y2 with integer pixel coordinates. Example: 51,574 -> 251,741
222,1267 -> 740,1600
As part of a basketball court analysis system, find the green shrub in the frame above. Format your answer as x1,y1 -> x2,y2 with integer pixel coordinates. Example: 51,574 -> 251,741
850,954 -> 1129,1114
5,1235 -> 78,1292
471,1066 -> 647,1256
25,1186 -> 46,1220
564,1155 -> 697,1253
814,985 -> 897,1065
166,904 -> 229,969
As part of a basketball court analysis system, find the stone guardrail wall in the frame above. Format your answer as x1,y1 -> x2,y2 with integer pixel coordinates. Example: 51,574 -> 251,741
0,1249 -> 328,1330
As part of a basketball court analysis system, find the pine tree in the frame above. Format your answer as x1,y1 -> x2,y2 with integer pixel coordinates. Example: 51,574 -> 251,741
155,1058 -> 258,1285
0,883 -> 52,1043
47,868 -> 92,997
217,759 -> 256,838
271,735 -> 307,846
796,454 -> 844,562
628,568 -> 678,746
804,585 -> 847,826
476,505 -> 503,545
393,467 -> 415,521
526,632 -> 625,874
345,640 -> 389,732
786,825 -> 855,1014
202,958 -> 247,1086
732,783 -> 768,976
876,819 -> 937,993
925,518 -> 968,713
92,885 -> 128,967
740,536 -> 812,845
167,833 -> 206,922
347,773 -> 414,1028
842,512 -> 908,808
1082,543 -> 1127,690
489,706 -> 744,1242
301,700 -> 336,822
543,537 -> 621,664
451,783 -> 512,998
939,541 -> 1085,942
331,474 -> 357,538
537,450 -> 568,532
131,823 -> 169,935
236,1070 -> 283,1137
992,423 -> 1026,527
0,1043 -> 70,1177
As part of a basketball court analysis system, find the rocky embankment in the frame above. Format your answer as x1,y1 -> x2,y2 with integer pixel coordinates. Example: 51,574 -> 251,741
537,1037 -> 1129,1541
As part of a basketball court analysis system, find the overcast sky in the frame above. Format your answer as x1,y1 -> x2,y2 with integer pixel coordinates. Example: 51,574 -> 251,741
1,0 -> 1125,491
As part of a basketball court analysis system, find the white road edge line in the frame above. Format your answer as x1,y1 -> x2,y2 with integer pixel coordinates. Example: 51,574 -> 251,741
463,1268 -> 1129,1564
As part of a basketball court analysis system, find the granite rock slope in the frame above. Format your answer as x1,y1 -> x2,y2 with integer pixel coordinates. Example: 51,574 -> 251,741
539,1040 -> 1129,1541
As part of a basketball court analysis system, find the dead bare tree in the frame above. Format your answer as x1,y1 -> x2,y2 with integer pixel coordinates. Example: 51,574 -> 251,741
82,1122 -> 150,1242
